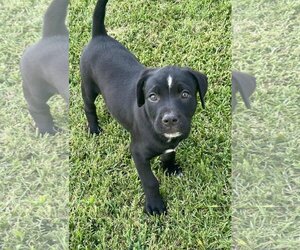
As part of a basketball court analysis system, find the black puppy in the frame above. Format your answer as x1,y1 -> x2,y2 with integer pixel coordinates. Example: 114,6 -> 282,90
81,0 -> 208,215
232,71 -> 256,110
21,0 -> 69,135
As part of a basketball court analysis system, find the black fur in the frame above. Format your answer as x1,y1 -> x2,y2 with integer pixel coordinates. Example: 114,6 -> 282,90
232,71 -> 256,110
43,0 -> 69,38
21,0 -> 69,135
92,0 -> 108,37
81,0 -> 208,215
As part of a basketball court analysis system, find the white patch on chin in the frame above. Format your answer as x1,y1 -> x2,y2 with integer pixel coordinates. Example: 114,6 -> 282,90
164,149 -> 175,154
167,75 -> 173,89
164,132 -> 182,139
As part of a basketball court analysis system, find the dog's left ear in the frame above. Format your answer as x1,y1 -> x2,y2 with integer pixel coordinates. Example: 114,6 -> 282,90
184,68 -> 208,109
232,71 -> 256,109
137,68 -> 155,107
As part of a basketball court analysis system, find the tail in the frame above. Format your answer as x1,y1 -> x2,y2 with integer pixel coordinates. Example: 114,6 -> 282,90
42,0 -> 69,38
92,0 -> 109,37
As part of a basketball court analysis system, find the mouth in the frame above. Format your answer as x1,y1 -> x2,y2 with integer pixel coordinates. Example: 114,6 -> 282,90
164,132 -> 182,139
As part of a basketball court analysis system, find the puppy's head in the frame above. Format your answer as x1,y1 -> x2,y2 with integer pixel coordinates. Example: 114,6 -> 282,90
137,66 -> 208,140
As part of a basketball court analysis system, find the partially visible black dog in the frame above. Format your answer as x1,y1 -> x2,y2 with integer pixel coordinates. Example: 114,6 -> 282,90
20,0 -> 69,135
232,71 -> 256,110
81,0 -> 208,215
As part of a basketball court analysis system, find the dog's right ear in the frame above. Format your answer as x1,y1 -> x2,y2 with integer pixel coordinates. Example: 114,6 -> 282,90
137,68 -> 155,107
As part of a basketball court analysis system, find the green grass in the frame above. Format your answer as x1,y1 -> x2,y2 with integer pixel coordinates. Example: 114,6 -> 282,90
0,0 -> 68,249
232,0 -> 300,248
70,0 -> 231,249
2,0 -> 298,248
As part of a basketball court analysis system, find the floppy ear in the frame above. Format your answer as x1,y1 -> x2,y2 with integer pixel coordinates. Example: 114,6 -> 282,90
137,68 -> 155,107
232,71 -> 256,109
184,68 -> 208,109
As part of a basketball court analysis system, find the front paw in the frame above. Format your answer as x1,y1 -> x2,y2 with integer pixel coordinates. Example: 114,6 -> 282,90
164,164 -> 183,177
145,197 -> 167,215
89,125 -> 102,135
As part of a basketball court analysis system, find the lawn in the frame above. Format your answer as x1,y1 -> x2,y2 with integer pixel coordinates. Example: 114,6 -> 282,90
1,0 -> 298,248
232,0 -> 300,248
0,0 -> 69,249
69,0 -> 231,249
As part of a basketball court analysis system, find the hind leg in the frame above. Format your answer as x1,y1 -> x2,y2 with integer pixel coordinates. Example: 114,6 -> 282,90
23,84 -> 56,135
81,76 -> 102,135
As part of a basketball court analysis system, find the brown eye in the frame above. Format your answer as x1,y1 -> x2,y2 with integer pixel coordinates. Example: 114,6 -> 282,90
148,93 -> 159,102
181,91 -> 190,99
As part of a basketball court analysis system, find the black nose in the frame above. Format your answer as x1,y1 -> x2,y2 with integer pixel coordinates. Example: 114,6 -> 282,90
162,112 -> 179,126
